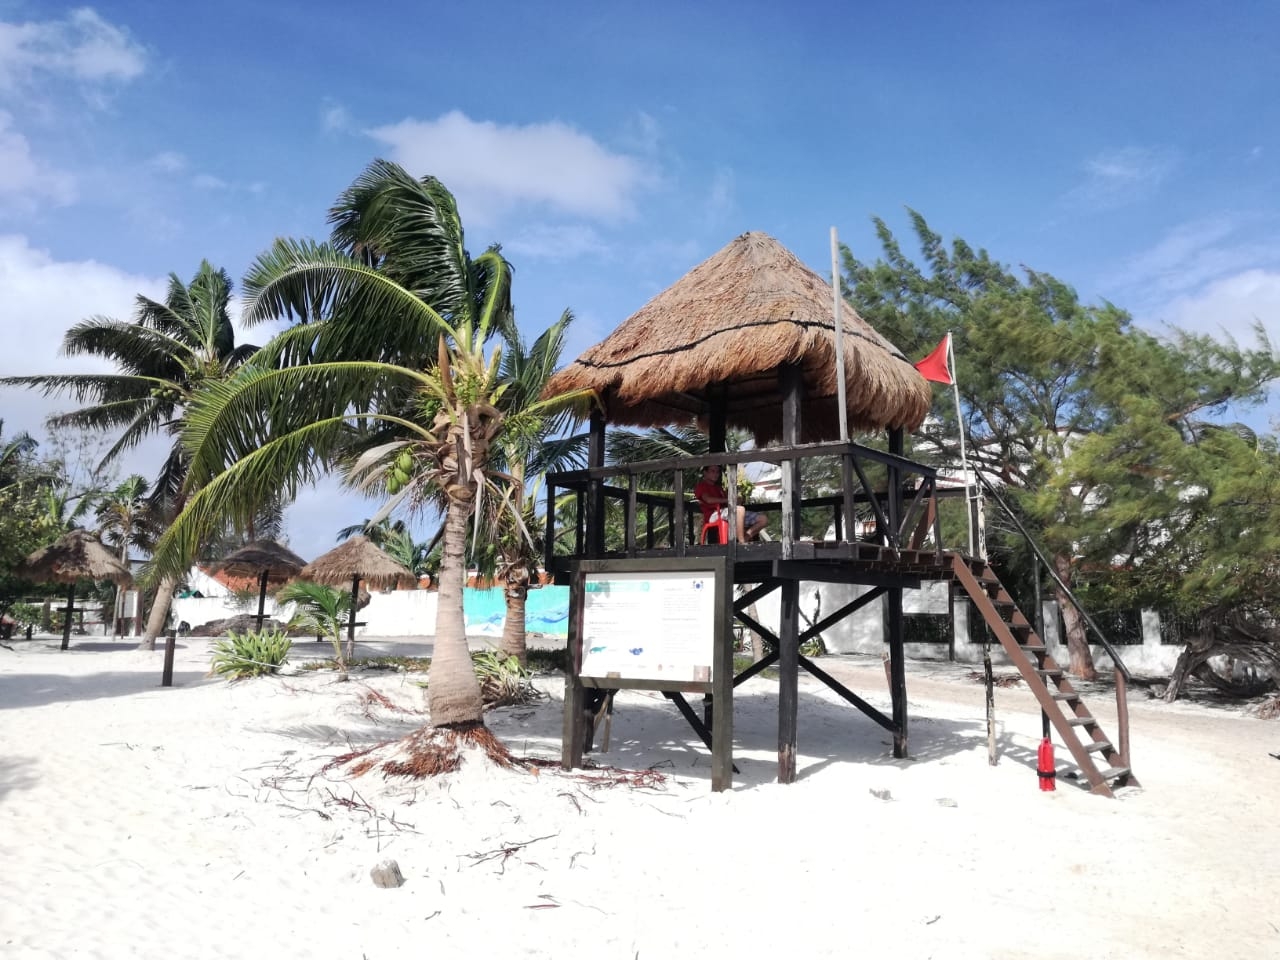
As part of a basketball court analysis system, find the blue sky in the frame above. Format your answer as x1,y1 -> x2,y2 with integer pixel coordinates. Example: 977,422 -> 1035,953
2,1 -> 1278,561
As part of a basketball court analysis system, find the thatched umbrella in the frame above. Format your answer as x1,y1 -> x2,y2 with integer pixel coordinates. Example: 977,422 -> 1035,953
22,529 -> 134,650
543,231 -> 931,441
298,536 -> 413,653
212,540 -> 307,631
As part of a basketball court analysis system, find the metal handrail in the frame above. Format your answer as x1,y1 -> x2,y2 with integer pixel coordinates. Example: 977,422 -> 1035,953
976,473 -> 1132,683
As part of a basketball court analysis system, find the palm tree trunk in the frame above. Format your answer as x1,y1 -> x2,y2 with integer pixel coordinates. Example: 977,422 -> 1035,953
427,496 -> 484,727
498,567 -> 530,667
139,574 -> 178,651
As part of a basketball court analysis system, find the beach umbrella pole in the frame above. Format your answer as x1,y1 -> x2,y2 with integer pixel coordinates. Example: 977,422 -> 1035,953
255,570 -> 269,632
346,575 -> 359,660
61,583 -> 75,651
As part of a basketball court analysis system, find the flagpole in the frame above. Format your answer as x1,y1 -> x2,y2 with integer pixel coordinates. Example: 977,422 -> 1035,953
830,227 -> 849,441
947,331 -> 977,557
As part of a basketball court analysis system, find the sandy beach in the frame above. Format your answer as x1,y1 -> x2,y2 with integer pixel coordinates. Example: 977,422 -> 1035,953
1,635 -> 1277,959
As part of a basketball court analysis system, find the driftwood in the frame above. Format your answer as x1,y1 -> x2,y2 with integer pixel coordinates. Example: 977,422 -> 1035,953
1164,610 -> 1280,702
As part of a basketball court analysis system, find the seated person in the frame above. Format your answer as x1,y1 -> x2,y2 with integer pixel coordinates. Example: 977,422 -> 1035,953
694,464 -> 768,542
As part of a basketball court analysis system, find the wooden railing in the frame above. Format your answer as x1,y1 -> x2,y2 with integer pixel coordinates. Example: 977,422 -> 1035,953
544,440 -> 943,570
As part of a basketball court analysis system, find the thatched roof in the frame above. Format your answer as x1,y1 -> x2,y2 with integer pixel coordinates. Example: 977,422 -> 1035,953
299,536 -> 413,590
22,530 -> 134,586
213,540 -> 307,583
543,231 -> 931,442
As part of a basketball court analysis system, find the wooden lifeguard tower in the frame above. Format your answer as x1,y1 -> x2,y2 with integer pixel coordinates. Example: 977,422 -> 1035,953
542,232 -> 1138,796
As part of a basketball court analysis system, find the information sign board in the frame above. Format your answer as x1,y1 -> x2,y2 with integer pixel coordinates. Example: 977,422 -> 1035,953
579,568 -> 717,684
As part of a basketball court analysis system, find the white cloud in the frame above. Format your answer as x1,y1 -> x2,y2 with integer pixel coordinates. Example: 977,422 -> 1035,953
0,111 -> 76,208
0,235 -> 162,443
504,223 -> 607,262
149,151 -> 186,174
1105,216 -> 1280,306
192,173 -> 228,191
1156,268 -> 1280,345
321,99 -> 351,133
0,8 -> 146,94
1067,146 -> 1176,210
368,110 -> 654,225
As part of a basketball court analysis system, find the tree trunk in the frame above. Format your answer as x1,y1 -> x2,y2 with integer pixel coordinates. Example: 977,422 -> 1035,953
497,566 -> 530,667
427,496 -> 485,727
1052,553 -> 1096,680
139,574 -> 178,651
746,600 -> 765,661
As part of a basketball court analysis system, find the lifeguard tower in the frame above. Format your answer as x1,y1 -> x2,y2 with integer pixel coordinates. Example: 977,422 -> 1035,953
542,232 -> 1137,796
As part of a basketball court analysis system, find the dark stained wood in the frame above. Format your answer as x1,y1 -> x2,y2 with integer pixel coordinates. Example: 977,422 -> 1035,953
711,556 -> 735,791
561,570 -> 587,770
625,474 -> 638,556
587,413 -> 606,558
798,655 -> 896,731
732,650 -> 779,687
887,583 -> 908,758
777,578 -> 800,783
777,362 -> 802,783
60,583 -> 74,650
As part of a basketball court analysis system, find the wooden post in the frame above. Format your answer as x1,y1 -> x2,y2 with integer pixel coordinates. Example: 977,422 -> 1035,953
346,574 -> 360,661
161,630 -> 177,687
984,639 -> 997,765
587,412 -> 606,558
777,362 -> 802,782
561,571 -> 587,770
60,583 -> 75,650
255,569 -> 269,632
887,428 -> 904,548
887,583 -> 908,758
544,478 -> 556,574
711,558 -> 734,791
709,383 -> 727,455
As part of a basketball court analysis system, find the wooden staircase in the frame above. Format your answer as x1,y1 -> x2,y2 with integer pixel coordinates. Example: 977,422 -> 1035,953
948,554 -> 1139,797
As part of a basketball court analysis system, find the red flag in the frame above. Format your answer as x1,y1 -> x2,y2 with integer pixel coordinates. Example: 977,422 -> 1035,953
914,333 -> 952,385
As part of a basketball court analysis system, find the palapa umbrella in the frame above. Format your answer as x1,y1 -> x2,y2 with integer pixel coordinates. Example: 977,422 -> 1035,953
212,540 -> 307,631
298,536 -> 414,653
22,529 -> 134,650
542,231 -> 931,442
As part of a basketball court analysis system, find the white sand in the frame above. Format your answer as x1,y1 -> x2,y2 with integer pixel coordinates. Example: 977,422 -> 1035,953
1,636 -> 1277,959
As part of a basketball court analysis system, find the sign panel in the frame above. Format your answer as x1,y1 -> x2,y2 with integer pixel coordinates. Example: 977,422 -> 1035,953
580,569 -> 716,683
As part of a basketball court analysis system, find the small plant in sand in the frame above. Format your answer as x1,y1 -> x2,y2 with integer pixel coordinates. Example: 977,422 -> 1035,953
471,647 -> 541,707
210,628 -> 292,680
276,580 -> 352,679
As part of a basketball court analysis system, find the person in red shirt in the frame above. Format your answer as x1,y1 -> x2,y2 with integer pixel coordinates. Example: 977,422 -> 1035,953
694,464 -> 768,542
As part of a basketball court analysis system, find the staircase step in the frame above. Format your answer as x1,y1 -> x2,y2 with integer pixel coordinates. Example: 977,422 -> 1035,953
1020,643 -> 1047,654
1082,741 -> 1113,753
1067,716 -> 1098,727
1035,668 -> 1064,679
1052,692 -> 1080,702
1095,766 -> 1130,781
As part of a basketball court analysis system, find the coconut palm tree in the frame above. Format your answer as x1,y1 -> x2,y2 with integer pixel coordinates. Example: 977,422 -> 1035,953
148,160 -> 589,730
1,262 -> 259,648
483,312 -> 587,665
0,421 -> 39,489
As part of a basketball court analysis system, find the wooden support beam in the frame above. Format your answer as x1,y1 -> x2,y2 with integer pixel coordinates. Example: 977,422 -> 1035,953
561,571 -> 587,770
778,578 -> 800,783
798,655 -> 896,732
772,560 -> 920,589
587,412 -> 606,558
777,361 -> 803,783
887,583 -> 908,758
732,650 -> 778,687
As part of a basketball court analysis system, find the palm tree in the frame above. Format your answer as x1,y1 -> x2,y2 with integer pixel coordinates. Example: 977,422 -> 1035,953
96,474 -> 157,635
148,160 -> 588,731
1,263 -> 259,649
275,580 -> 353,678
0,421 -> 38,489
483,312 -> 586,666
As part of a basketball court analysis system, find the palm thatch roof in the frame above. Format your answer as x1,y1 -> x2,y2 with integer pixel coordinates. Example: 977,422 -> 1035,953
543,231 -> 931,442
213,540 -> 307,584
22,530 -> 134,586
299,536 -> 413,591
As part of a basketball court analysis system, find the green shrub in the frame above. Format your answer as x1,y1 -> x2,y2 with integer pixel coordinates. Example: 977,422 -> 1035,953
472,648 -> 540,706
210,628 -> 292,680
8,603 -> 40,627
